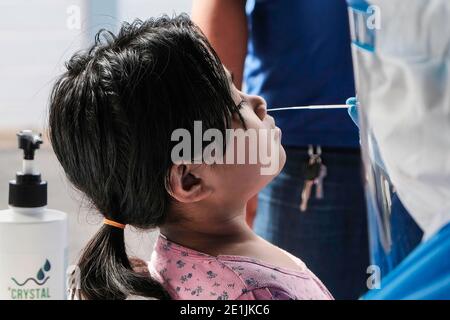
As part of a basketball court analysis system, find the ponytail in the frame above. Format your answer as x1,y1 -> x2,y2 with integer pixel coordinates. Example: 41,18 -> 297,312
75,225 -> 170,300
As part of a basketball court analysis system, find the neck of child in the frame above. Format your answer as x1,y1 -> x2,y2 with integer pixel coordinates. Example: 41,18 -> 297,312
159,202 -> 257,256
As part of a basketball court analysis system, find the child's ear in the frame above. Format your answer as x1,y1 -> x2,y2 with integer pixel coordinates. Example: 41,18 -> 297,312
167,164 -> 213,203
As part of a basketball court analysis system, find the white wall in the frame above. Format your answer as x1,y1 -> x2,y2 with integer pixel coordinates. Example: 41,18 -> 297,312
118,0 -> 191,22
0,0 -> 89,129
0,0 -> 191,130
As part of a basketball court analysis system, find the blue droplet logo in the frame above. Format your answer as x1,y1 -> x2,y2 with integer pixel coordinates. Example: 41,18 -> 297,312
43,259 -> 51,272
37,268 -> 45,281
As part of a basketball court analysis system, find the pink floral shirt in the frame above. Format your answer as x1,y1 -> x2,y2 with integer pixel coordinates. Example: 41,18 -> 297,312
148,234 -> 333,300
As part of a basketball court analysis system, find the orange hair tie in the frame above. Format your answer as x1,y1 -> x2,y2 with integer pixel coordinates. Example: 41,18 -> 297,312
104,218 -> 126,229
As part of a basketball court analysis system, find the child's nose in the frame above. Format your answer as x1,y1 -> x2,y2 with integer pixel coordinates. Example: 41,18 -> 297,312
247,94 -> 267,121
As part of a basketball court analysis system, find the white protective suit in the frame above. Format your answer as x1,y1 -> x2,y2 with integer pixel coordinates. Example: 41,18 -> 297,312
350,0 -> 450,240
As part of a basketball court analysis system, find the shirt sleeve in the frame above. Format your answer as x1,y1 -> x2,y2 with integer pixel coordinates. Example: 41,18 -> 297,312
236,287 -> 294,300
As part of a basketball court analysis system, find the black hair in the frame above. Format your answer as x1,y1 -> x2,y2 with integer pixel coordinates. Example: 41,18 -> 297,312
48,14 -> 241,299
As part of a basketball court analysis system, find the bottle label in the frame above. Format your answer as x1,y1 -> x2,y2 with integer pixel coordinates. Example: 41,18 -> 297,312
0,252 -> 66,300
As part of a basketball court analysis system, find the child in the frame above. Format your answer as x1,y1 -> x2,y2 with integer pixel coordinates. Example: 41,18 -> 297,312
49,14 -> 333,300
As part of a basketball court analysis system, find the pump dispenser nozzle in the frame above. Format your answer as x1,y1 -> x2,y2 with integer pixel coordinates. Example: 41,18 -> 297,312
18,130 -> 43,160
8,130 -> 47,208
17,130 -> 43,175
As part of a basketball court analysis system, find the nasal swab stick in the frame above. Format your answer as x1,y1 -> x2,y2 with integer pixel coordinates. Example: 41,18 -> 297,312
267,104 -> 349,112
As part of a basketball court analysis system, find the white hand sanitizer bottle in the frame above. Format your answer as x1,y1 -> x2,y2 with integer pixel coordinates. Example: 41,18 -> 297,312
0,130 -> 68,300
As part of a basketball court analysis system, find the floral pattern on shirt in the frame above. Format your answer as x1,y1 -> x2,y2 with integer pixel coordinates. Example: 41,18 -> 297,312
148,234 -> 334,300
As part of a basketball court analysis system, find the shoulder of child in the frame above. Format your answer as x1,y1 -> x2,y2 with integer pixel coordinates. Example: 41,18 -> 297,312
150,254 -> 296,300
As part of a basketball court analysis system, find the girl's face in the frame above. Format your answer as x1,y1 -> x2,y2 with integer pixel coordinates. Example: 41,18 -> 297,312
166,67 -> 285,214
203,68 -> 286,208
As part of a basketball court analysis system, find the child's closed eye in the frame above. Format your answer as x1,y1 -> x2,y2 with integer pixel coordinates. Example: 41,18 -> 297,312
236,98 -> 249,110
232,99 -> 248,129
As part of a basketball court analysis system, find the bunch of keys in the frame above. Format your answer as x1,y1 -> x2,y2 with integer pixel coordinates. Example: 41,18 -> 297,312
300,145 -> 327,212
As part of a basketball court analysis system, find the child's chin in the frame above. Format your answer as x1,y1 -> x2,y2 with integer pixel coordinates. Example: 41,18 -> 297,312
258,148 -> 286,181
273,145 -> 287,176
279,145 -> 287,168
